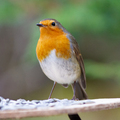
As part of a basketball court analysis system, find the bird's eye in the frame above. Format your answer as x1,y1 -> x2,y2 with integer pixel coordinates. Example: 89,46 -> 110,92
51,22 -> 55,26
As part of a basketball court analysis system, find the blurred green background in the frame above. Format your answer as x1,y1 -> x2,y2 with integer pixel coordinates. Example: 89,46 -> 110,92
0,0 -> 120,120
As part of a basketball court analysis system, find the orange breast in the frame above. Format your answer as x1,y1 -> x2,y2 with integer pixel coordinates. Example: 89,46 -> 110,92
36,33 -> 71,62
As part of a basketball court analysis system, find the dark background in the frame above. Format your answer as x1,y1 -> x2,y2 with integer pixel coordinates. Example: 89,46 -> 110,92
0,0 -> 120,120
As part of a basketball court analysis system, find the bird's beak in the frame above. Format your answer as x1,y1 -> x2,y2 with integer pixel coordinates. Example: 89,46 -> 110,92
36,23 -> 44,27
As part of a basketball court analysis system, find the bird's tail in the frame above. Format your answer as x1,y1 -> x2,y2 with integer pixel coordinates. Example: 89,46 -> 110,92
72,81 -> 87,100
68,81 -> 87,120
68,114 -> 81,120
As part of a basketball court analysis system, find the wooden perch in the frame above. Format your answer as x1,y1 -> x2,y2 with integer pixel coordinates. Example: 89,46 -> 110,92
0,97 -> 120,119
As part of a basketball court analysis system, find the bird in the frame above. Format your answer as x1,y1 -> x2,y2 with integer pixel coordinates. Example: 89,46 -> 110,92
36,18 -> 87,100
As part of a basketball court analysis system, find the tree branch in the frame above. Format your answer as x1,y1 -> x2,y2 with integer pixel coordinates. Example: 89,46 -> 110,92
0,97 -> 120,119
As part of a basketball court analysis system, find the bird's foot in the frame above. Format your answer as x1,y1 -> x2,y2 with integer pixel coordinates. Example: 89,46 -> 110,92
71,96 -> 79,100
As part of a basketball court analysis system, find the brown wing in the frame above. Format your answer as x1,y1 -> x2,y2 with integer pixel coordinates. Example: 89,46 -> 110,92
67,34 -> 86,88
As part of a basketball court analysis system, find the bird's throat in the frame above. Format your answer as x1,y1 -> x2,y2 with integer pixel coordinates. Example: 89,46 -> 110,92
36,34 -> 71,62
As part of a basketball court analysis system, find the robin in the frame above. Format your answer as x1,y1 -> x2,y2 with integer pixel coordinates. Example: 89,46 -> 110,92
36,18 -> 87,100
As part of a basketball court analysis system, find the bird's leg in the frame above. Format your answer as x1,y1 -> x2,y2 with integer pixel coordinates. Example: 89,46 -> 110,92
48,82 -> 57,99
71,81 -> 76,100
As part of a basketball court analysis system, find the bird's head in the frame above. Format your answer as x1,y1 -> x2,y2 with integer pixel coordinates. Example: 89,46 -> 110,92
36,19 -> 67,37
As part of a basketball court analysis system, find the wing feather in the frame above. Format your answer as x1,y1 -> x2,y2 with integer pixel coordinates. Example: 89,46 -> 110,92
67,34 -> 86,88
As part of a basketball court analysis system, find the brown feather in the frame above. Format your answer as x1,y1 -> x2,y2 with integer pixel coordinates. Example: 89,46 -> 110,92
67,34 -> 86,88
66,34 -> 87,100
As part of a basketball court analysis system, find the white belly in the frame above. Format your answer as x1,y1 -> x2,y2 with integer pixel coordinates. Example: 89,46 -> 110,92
39,50 -> 80,84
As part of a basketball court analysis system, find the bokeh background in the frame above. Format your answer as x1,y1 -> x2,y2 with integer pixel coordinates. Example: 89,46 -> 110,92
0,0 -> 120,120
